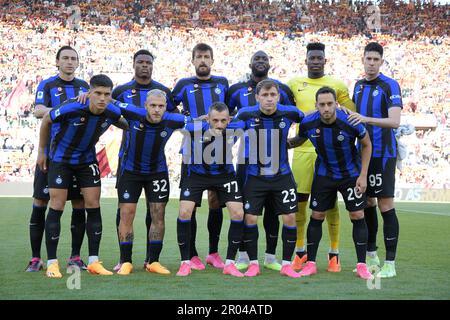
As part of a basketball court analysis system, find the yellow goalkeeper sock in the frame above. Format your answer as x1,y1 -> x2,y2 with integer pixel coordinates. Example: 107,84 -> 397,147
295,201 -> 308,250
326,202 -> 340,253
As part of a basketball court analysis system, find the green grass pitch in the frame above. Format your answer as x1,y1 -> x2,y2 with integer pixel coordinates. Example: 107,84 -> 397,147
0,197 -> 449,300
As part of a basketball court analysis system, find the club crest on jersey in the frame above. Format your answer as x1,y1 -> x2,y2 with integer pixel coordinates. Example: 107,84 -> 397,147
372,89 -> 379,97
214,87 -> 221,95
160,130 -> 168,138
247,87 -> 252,92
279,121 -> 286,129
43,187 -> 49,194
37,91 -> 44,99
255,118 -> 260,122
131,89 -> 136,94
316,129 -> 320,134
337,134 -> 345,142
184,189 -> 190,197
123,191 -> 130,200
194,84 -> 199,88
58,87 -> 63,92
80,117 -> 85,122
140,123 -> 144,128
56,176 -> 63,185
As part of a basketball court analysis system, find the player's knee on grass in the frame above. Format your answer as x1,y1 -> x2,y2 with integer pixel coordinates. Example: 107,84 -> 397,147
349,210 -> 364,220
33,198 -> 49,207
207,190 -> 220,209
311,211 -> 326,221
377,197 -> 394,213
281,213 -> 296,227
226,202 -> 244,221
70,198 -> 85,209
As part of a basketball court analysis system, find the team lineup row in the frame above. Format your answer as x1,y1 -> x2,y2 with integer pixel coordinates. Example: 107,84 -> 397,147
27,42 -> 401,280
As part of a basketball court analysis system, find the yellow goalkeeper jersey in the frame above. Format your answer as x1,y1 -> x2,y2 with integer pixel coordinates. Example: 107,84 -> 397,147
287,75 -> 355,153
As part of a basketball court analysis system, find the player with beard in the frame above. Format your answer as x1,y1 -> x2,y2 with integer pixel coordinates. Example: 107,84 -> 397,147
172,43 -> 229,270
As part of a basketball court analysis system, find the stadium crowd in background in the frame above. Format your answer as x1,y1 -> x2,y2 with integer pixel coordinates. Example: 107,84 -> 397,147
0,0 -> 448,189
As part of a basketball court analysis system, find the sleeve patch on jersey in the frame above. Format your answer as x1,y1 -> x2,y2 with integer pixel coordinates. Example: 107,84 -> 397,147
390,95 -> 401,100
37,91 -> 44,100
55,109 -> 60,117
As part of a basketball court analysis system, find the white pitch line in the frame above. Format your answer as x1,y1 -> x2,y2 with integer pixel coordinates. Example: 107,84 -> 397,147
397,209 -> 450,217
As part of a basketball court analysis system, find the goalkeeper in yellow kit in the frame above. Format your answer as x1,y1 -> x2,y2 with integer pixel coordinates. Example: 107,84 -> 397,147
287,42 -> 355,272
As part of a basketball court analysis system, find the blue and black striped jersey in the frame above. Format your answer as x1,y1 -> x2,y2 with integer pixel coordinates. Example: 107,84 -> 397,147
113,79 -> 176,160
48,99 -> 122,165
35,75 -> 89,109
353,73 -> 402,158
298,109 -> 367,179
116,102 -> 187,175
227,78 -> 294,112
172,76 -> 229,117
235,104 -> 304,177
182,121 -> 244,176
112,79 -> 175,111
35,75 -> 89,156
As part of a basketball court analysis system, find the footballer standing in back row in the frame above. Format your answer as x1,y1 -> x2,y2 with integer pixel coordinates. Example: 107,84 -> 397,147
227,50 -> 295,272
111,49 -> 176,271
27,46 -> 89,272
172,43 -> 230,270
287,42 -> 356,273
347,42 -> 402,278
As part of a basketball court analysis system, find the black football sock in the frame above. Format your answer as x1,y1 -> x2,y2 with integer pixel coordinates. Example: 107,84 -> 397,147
178,218 -> 191,261
119,241 -> 133,263
306,217 -> 324,262
86,208 -> 102,257
30,205 -> 47,258
352,218 -> 368,263
45,208 -> 63,260
189,209 -> 198,258
208,208 -> 223,254
381,208 -> 399,261
148,240 -> 163,263
243,224 -> 258,261
145,207 -> 152,262
281,225 -> 297,262
70,208 -> 85,257
364,206 -> 378,252
263,206 -> 279,255
226,219 -> 244,260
